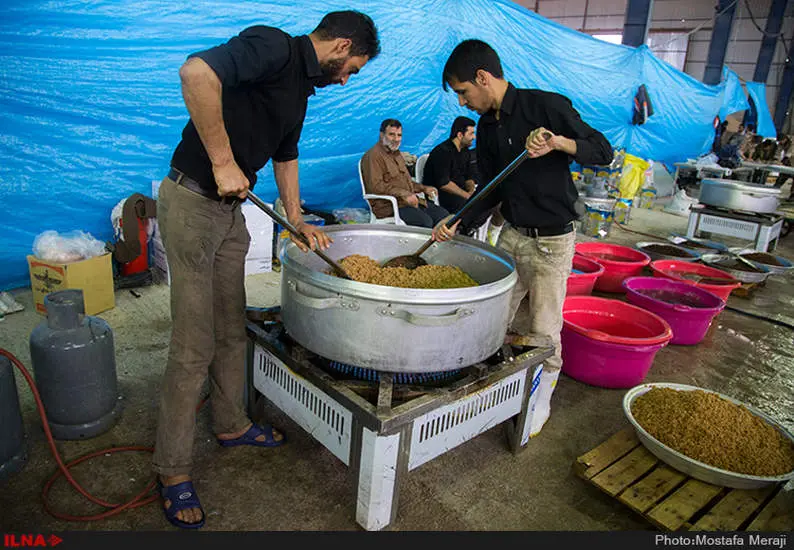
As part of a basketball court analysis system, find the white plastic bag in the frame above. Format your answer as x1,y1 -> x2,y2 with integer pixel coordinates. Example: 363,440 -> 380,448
33,230 -> 107,263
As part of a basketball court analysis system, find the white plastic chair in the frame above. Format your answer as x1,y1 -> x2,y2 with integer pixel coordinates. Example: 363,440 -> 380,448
414,153 -> 441,206
413,153 -> 440,205
414,153 -> 429,184
358,158 -> 405,225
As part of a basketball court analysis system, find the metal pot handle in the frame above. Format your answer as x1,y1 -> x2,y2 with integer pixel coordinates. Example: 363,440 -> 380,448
287,280 -> 359,311
376,306 -> 475,326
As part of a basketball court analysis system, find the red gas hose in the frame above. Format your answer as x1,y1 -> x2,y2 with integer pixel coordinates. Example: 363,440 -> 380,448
1,348 -> 208,522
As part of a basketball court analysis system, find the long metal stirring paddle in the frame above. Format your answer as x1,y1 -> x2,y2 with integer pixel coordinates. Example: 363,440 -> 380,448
246,191 -> 352,280
381,137 -> 546,269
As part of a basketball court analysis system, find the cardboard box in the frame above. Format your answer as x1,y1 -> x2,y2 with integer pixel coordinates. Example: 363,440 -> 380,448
245,257 -> 273,276
150,237 -> 170,285
28,253 -> 115,316
241,202 -> 274,276
149,181 -> 274,282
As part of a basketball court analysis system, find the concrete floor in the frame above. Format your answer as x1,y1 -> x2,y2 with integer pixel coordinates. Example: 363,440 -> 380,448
1,202 -> 793,532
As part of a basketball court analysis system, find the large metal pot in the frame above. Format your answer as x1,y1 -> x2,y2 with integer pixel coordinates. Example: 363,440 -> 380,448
279,224 -> 518,373
698,178 -> 781,213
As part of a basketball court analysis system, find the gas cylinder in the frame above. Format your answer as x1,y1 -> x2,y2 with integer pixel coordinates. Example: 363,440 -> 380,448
29,289 -> 122,440
0,355 -> 27,480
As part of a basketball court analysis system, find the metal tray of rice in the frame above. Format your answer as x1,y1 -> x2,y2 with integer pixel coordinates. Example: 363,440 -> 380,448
623,383 -> 794,489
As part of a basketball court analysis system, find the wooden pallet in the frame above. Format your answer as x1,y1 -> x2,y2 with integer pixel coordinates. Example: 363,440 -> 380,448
575,428 -> 794,531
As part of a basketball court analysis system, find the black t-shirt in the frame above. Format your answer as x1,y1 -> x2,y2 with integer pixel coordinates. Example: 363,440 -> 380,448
423,138 -> 476,191
463,83 -> 613,229
170,26 -> 321,200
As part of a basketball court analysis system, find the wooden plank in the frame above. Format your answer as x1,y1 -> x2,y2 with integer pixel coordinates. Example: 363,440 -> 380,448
619,464 -> 688,514
647,479 -> 723,531
575,428 -> 640,480
591,445 -> 658,496
691,486 -> 777,531
746,486 -> 794,531
376,373 -> 393,417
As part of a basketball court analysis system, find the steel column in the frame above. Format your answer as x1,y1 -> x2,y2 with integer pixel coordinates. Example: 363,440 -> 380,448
753,0 -> 788,83
703,0 -> 739,85
622,0 -> 654,47
774,40 -> 794,131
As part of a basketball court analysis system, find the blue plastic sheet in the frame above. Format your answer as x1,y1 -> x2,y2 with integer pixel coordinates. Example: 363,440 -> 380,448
720,67 -> 751,121
745,81 -> 777,139
0,0 -> 755,290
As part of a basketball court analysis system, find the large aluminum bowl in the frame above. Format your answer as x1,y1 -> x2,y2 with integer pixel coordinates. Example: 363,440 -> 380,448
699,178 -> 781,213
728,248 -> 794,276
699,253 -> 772,283
623,382 -> 794,489
635,241 -> 701,262
279,224 -> 518,373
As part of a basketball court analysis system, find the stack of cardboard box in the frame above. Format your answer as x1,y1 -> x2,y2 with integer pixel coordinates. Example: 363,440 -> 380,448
150,180 -> 273,285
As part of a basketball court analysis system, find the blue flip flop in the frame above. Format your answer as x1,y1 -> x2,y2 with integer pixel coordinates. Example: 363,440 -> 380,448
158,480 -> 205,530
217,423 -> 286,448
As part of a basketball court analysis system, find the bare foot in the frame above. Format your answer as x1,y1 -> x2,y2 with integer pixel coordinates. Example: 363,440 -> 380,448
216,422 -> 284,444
160,474 -> 203,525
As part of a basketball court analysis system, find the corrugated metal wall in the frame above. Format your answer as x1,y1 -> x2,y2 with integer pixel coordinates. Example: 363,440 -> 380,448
513,0 -> 794,130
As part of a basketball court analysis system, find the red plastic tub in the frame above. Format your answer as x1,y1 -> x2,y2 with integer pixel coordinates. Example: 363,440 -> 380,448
561,296 -> 673,388
649,260 -> 741,302
623,277 -> 726,345
567,254 -> 605,296
575,242 -> 651,293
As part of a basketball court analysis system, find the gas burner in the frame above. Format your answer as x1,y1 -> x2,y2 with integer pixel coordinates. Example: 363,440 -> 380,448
325,360 -> 461,385
692,203 -> 783,222
245,319 -> 553,531
687,204 -> 784,253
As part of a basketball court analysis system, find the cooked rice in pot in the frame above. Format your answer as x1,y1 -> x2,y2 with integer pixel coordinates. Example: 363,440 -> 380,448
328,254 -> 478,289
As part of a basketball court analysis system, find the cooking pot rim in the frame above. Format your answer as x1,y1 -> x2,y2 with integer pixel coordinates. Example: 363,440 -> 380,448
279,224 -> 518,304
700,178 -> 782,196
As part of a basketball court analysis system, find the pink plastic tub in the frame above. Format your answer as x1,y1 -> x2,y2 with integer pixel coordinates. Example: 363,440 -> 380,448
561,296 -> 673,388
575,242 -> 651,293
623,277 -> 725,345
649,260 -> 741,302
567,254 -> 605,296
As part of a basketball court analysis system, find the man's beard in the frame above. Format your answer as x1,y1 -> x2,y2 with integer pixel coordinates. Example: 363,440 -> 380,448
314,57 -> 346,88
381,137 -> 400,152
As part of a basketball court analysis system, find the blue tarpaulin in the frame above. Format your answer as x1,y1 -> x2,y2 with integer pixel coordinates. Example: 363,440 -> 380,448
745,81 -> 777,139
0,0 -> 758,290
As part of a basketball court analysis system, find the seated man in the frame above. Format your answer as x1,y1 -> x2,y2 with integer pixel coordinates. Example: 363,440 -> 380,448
361,118 -> 449,227
423,116 -> 479,214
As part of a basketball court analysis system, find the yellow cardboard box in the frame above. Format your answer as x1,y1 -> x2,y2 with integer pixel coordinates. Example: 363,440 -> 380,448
27,253 -> 115,316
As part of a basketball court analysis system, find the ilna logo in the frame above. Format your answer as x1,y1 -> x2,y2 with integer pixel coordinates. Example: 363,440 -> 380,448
3,535 -> 63,547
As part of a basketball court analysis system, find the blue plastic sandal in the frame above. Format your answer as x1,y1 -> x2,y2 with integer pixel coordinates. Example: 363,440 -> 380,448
217,423 -> 286,448
158,480 -> 205,530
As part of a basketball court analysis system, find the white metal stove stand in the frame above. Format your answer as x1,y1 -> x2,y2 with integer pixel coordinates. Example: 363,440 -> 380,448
246,324 -> 551,531
686,206 -> 783,252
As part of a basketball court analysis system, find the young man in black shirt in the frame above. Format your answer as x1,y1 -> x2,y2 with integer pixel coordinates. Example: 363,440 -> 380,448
434,39 -> 612,439
423,116 -> 478,214
153,11 -> 379,529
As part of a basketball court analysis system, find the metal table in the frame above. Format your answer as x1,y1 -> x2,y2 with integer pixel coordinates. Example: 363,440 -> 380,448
741,161 -> 794,185
673,161 -> 745,182
245,318 -> 552,531
686,204 -> 784,252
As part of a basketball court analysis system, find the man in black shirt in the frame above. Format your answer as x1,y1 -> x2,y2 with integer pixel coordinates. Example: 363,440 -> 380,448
423,116 -> 478,214
434,39 -> 612,439
153,11 -> 379,529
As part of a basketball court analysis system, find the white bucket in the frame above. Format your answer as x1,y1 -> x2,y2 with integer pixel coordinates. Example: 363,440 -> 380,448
664,189 -> 698,217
